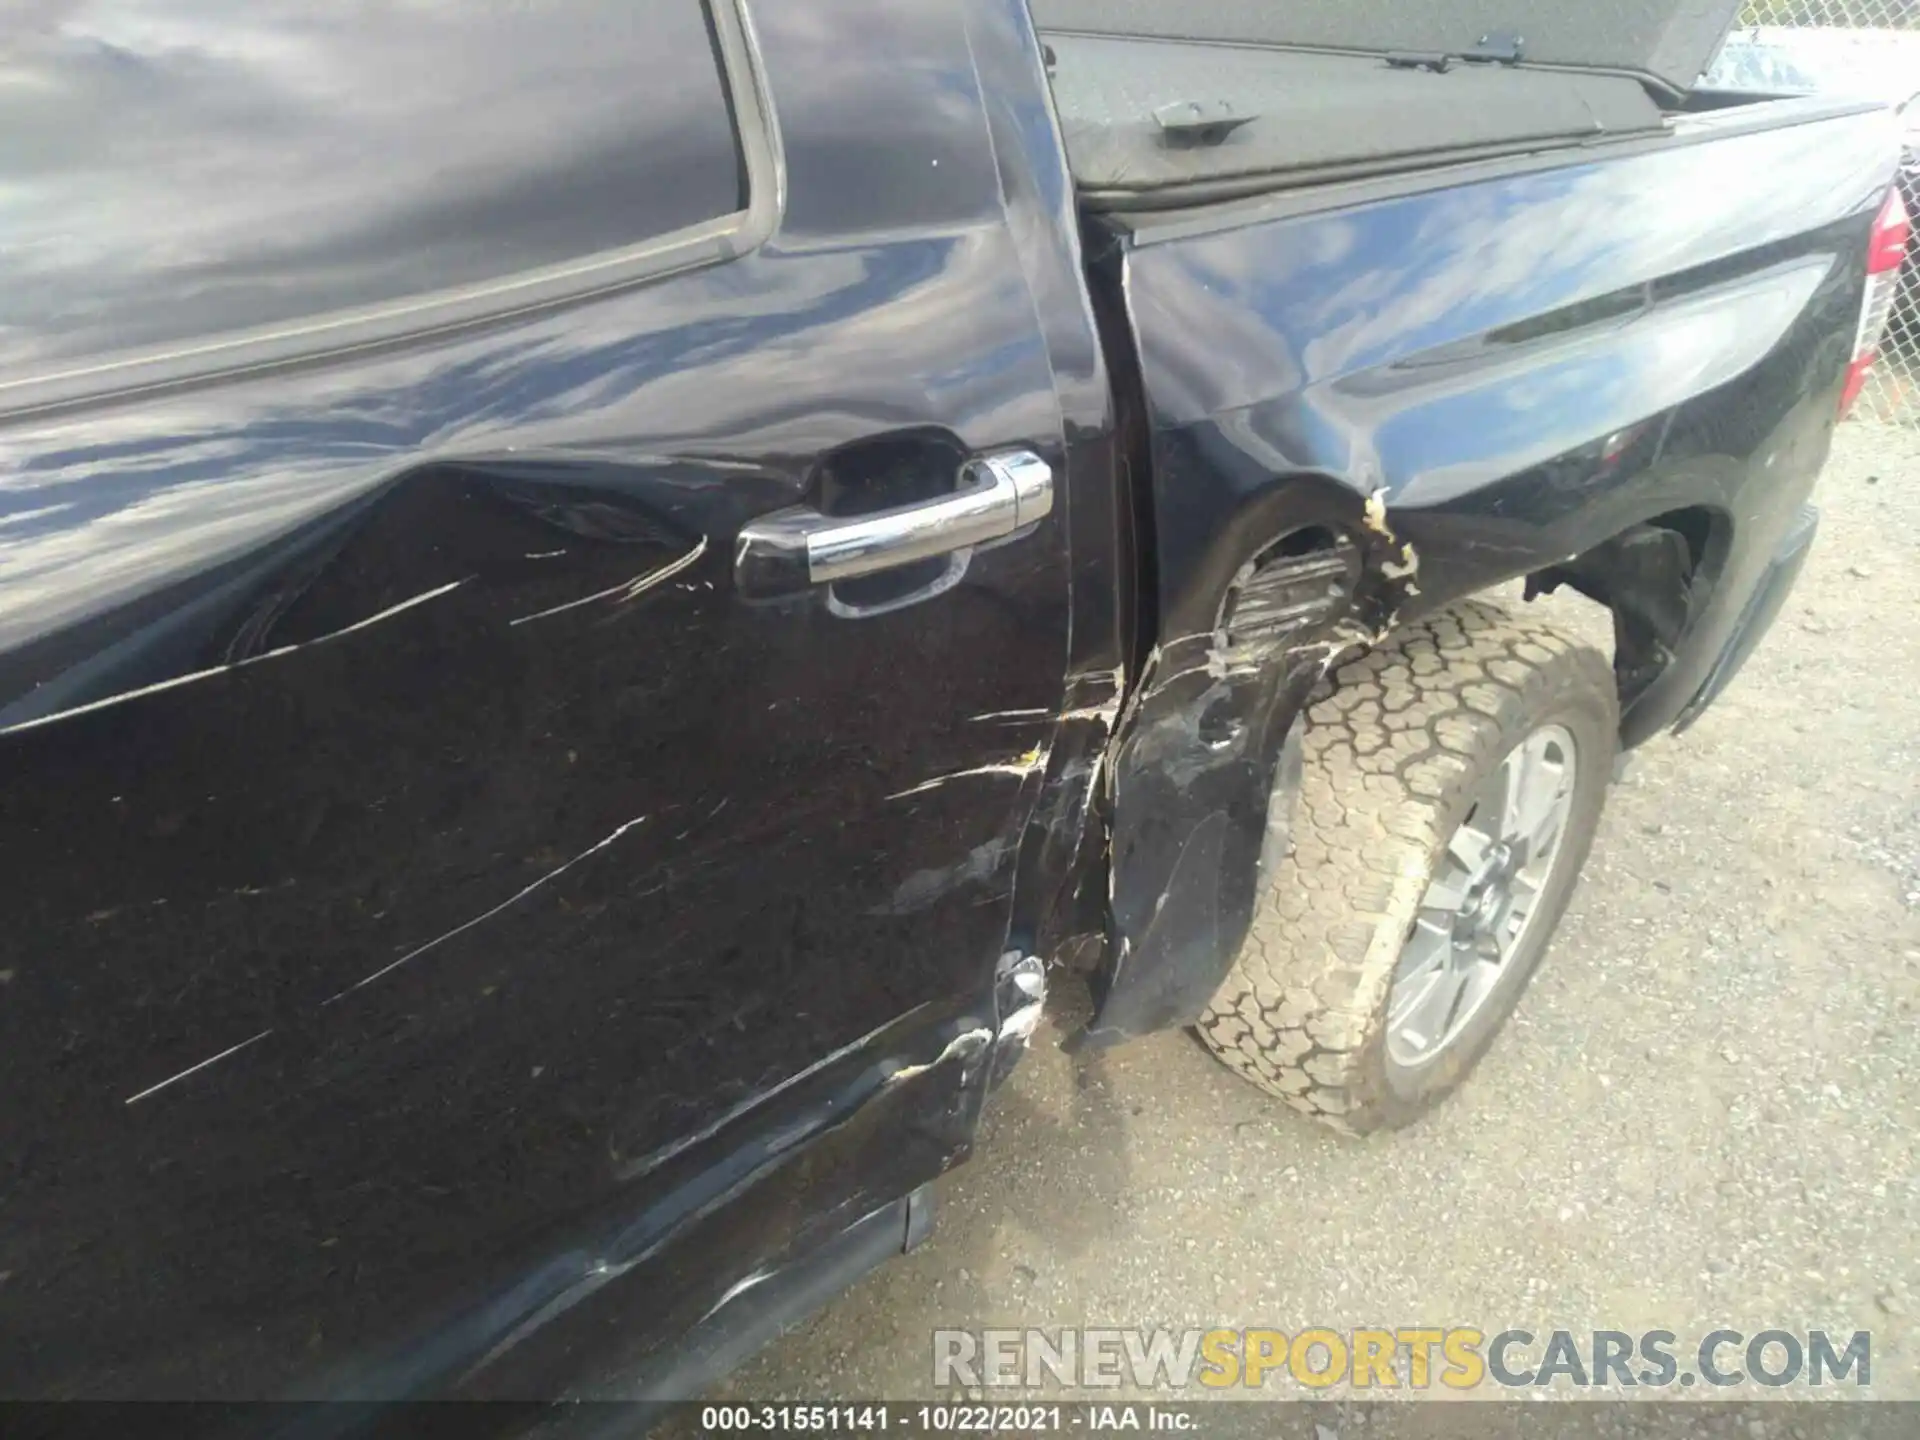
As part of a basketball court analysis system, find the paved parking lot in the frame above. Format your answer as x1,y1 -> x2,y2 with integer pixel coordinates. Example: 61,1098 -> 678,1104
717,421 -> 1920,1405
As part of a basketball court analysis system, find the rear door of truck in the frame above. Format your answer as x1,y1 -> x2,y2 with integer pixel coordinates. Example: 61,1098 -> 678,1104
0,0 -> 1112,1405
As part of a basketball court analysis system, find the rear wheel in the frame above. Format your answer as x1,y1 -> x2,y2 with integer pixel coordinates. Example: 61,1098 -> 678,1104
1196,600 -> 1617,1133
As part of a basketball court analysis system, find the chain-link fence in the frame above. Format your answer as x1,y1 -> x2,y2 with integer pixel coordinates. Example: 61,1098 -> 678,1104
1710,3 -> 1920,418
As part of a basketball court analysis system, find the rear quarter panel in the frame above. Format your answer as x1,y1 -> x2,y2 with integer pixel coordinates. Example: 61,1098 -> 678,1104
1125,103 -> 1899,713
1090,101 -> 1898,1042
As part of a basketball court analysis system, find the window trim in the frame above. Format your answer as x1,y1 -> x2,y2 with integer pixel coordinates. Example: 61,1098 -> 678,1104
0,0 -> 785,420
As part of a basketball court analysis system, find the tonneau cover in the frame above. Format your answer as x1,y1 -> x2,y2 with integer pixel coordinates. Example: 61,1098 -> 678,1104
1045,35 -> 1667,202
1031,0 -> 1746,95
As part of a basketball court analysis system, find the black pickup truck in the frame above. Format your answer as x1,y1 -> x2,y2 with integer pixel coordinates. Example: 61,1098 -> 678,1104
0,0 -> 1903,1418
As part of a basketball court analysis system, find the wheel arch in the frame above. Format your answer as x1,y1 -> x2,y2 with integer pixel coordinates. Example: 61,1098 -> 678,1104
1525,502 -> 1734,735
1085,477 -> 1421,1047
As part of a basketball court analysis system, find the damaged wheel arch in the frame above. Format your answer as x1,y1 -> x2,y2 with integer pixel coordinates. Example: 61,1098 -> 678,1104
1083,490 -> 1740,1050
1083,477 -> 1421,1047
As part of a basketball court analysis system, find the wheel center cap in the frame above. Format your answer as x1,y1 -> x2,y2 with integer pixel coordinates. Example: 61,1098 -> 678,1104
1457,843 -> 1516,936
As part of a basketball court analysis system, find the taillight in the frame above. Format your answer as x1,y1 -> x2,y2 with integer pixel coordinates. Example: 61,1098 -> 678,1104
1840,185 -> 1911,417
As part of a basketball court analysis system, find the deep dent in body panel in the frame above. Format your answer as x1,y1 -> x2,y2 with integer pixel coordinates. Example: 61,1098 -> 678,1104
1087,487 -> 1422,1043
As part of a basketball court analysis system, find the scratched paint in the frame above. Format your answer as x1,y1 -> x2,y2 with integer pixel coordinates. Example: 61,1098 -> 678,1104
1,579 -> 469,738
510,536 -> 709,626
123,1028 -> 274,1106
326,813 -> 651,1002
880,1027 -> 991,1086
122,812 -> 658,1105
886,747 -> 1046,801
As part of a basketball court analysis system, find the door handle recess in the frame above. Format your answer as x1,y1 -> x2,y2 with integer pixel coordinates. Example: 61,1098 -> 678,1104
735,449 -> 1052,598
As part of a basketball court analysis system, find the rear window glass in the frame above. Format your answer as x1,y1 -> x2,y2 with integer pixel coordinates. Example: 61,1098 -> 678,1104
0,0 -> 745,372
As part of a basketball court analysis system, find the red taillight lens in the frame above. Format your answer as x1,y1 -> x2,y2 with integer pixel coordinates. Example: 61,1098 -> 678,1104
1841,185 -> 1911,417
1869,185 -> 1911,274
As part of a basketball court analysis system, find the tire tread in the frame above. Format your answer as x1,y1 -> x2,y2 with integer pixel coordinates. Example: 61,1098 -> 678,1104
1196,600 -> 1615,1133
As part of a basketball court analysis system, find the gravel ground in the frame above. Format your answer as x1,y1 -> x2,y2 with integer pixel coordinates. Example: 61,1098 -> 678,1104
715,422 -> 1920,1408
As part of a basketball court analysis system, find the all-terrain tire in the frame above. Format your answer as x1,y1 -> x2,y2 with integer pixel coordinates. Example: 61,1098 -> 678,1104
1196,600 -> 1618,1134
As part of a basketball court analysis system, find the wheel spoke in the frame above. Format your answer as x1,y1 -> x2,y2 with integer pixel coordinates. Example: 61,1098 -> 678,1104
1528,787 -> 1572,860
1506,869 -> 1542,925
1421,866 -> 1471,913
1456,952 -> 1503,1013
1389,961 -> 1469,1054
1499,743 -> 1532,837
1395,916 -> 1451,985
1529,808 -> 1567,863
1507,752 -> 1556,853
1447,824 -> 1494,874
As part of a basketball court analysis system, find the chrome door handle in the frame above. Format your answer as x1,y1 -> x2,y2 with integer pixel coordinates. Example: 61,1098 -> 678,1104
735,449 -> 1053,597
